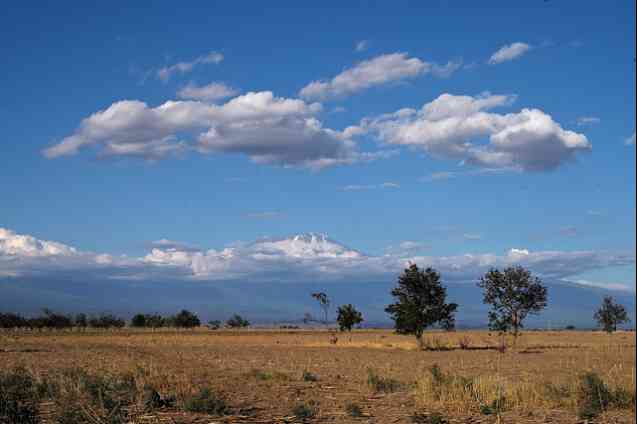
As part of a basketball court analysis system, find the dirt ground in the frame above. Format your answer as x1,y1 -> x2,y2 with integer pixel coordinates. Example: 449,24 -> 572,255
1,329 -> 635,423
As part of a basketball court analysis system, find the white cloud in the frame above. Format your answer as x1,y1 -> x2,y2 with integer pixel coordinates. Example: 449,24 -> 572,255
576,116 -> 601,126
360,92 -> 591,172
355,40 -> 369,52
243,211 -> 286,219
299,53 -> 430,100
1,227 -> 634,288
177,82 -> 238,101
625,132 -> 636,146
488,42 -> 531,65
42,91 -> 378,170
157,51 -> 224,81
431,59 -> 463,78
339,182 -> 400,191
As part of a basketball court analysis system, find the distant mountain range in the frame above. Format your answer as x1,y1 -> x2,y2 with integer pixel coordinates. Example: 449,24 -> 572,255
1,275 -> 634,329
1,230 -> 634,328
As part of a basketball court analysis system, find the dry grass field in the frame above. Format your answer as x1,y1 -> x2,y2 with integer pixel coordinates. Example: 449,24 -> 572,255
1,329 -> 635,423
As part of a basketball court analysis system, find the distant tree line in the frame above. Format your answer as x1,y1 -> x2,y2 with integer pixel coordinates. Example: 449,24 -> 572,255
0,308 -> 253,330
0,309 -> 125,330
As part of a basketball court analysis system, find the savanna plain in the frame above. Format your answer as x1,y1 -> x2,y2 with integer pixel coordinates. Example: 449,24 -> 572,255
1,329 -> 635,423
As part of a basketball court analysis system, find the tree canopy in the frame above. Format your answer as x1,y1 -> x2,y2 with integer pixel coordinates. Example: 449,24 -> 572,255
385,264 -> 458,343
477,266 -> 547,338
594,296 -> 630,333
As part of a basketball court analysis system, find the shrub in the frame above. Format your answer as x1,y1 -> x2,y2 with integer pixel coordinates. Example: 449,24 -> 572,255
367,369 -> 402,393
345,402 -> 363,417
302,370 -> 318,382
0,367 -> 40,424
458,336 -> 471,350
292,400 -> 318,419
575,372 -> 633,419
249,369 -> 289,382
411,412 -> 448,424
183,387 -> 227,415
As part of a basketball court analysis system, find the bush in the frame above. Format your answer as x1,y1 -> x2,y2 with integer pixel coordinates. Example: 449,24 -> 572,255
302,370 -> 318,382
345,402 -> 363,417
575,372 -> 634,419
292,400 -> 318,419
367,369 -> 402,393
0,367 -> 40,424
183,387 -> 227,415
88,314 -> 126,329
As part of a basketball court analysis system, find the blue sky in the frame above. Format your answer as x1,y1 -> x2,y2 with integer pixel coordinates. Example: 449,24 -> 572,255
1,1 -> 635,291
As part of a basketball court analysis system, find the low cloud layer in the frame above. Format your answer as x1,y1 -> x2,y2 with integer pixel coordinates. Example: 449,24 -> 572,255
488,42 -> 531,65
356,93 -> 591,172
1,228 -> 633,290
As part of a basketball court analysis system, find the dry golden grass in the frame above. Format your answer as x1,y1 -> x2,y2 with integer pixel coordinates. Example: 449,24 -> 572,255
1,329 -> 635,423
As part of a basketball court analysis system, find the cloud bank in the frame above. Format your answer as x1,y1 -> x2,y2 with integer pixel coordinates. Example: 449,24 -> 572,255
1,228 -> 633,290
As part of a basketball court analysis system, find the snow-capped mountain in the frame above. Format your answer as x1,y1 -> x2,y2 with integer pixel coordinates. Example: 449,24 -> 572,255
250,232 -> 363,259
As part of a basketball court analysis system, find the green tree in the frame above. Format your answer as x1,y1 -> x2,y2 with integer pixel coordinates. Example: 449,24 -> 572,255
385,264 -> 458,347
171,310 -> 201,328
594,296 -> 630,333
226,314 -> 250,328
130,314 -> 147,328
477,266 -> 547,342
336,304 -> 363,332
74,313 -> 88,330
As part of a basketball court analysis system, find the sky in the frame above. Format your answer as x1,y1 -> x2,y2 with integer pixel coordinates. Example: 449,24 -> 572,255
1,1 -> 635,293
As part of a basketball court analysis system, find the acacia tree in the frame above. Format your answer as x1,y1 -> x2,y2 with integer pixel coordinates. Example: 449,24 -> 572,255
336,304 -> 363,332
311,292 -> 330,327
385,264 -> 458,347
477,266 -> 547,342
594,296 -> 630,333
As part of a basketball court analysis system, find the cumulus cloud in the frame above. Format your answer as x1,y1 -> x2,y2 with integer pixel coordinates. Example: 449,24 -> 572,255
358,92 -> 591,172
488,42 -> 531,65
625,132 -> 636,146
177,82 -> 238,101
299,53 -> 430,100
42,91 -> 377,170
157,51 -> 224,81
1,228 -> 634,288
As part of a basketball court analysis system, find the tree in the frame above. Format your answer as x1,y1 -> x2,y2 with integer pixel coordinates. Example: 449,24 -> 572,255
226,314 -> 250,328
171,310 -> 200,328
207,320 -> 222,330
311,292 -> 330,327
336,304 -> 363,332
385,264 -> 458,347
477,266 -> 547,342
594,296 -> 630,333
74,313 -> 88,330
131,314 -> 146,328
